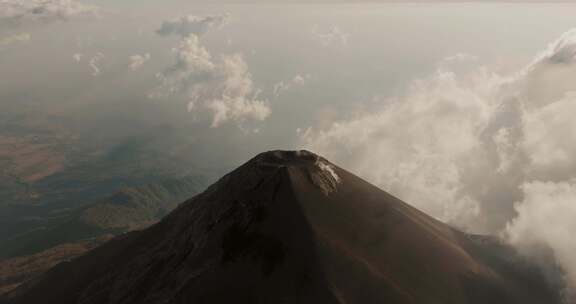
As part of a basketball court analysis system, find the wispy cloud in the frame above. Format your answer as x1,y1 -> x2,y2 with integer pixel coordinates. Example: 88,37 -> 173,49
89,52 -> 104,76
311,25 -> 349,47
129,53 -> 151,71
273,74 -> 311,98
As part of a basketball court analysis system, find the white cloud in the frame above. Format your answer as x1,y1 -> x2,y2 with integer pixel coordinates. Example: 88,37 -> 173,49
529,28 -> 576,66
311,25 -> 349,47
492,127 -> 515,174
506,181 -> 576,301
88,52 -> 104,76
129,53 -> 151,71
300,68 -> 497,228
72,52 -> 83,63
152,34 -> 270,127
300,28 -> 576,296
273,74 -> 311,98
156,14 -> 229,38
522,93 -> 576,177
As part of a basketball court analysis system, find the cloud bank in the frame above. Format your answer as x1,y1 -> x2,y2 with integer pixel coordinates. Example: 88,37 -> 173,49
300,29 -> 576,298
506,180 -> 576,299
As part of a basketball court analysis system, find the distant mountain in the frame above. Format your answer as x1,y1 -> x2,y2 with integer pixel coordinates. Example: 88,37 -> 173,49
1,151 -> 561,304
0,114 -> 223,250
0,177 -> 208,259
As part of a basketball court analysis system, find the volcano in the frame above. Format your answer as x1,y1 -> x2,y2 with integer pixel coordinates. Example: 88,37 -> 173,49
2,150 -> 559,304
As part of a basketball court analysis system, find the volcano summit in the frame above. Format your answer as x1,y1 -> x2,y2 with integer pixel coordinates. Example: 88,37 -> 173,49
2,150 -> 560,304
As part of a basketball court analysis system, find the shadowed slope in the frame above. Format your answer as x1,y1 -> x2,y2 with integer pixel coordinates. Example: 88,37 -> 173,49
0,236 -> 111,295
2,150 -> 560,304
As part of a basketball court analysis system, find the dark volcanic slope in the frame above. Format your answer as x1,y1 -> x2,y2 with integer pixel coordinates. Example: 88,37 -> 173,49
2,151 -> 559,304
0,236 -> 112,295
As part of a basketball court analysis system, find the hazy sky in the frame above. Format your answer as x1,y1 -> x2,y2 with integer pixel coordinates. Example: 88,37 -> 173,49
3,0 -> 576,298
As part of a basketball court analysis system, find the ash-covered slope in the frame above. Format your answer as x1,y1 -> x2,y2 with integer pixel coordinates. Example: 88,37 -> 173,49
2,151 -> 560,304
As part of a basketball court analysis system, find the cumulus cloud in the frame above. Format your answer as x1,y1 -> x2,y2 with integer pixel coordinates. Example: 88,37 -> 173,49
300,28 -> 576,296
522,93 -> 576,177
273,74 -> 311,98
152,33 -> 270,127
156,14 -> 229,38
129,53 -> 151,71
311,25 -> 349,47
152,14 -> 269,127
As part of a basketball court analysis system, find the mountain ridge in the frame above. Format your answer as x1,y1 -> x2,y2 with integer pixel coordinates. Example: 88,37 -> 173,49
0,176 -> 208,259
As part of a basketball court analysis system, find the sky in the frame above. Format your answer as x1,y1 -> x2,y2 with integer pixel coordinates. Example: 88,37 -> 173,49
2,0 -> 576,300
